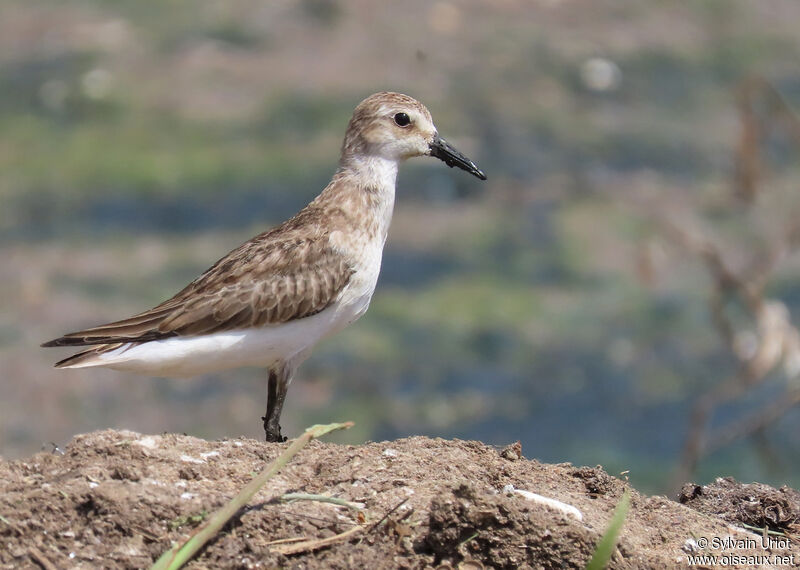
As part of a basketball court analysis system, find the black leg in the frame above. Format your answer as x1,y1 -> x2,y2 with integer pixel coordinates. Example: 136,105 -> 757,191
262,366 -> 289,442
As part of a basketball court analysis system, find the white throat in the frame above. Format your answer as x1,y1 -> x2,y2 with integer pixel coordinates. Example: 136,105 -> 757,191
343,154 -> 399,192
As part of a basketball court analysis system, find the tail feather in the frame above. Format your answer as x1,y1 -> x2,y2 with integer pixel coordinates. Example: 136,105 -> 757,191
53,343 -> 125,369
41,305 -> 180,348
42,330 -> 173,348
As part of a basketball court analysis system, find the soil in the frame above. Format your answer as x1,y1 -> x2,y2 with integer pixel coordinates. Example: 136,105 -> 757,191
1,430 -> 798,569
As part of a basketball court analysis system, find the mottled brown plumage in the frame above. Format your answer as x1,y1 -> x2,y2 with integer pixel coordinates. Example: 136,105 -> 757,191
44,209 -> 355,349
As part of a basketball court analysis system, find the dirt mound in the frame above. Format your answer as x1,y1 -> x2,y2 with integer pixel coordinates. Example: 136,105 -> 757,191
1,430 -> 797,568
679,478 -> 800,534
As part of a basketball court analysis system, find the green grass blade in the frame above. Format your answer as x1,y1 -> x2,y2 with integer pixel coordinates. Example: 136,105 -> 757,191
150,421 -> 354,570
585,490 -> 631,570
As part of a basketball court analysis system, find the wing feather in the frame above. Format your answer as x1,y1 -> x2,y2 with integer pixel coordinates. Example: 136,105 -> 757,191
42,224 -> 354,348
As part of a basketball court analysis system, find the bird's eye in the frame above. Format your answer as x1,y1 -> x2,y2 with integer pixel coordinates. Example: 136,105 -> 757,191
394,112 -> 411,127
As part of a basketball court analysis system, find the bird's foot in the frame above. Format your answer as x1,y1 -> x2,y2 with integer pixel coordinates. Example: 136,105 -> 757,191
261,415 -> 287,443
265,430 -> 287,443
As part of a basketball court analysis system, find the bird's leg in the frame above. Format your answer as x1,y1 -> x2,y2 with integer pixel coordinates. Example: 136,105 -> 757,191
262,366 -> 289,442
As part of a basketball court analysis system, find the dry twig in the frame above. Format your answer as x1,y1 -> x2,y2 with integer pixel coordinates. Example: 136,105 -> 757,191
650,77 -> 800,492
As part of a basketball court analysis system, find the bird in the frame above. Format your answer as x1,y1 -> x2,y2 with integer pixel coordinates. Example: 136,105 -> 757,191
43,91 -> 487,442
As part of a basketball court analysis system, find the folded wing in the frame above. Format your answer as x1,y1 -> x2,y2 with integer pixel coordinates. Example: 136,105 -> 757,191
42,231 -> 354,348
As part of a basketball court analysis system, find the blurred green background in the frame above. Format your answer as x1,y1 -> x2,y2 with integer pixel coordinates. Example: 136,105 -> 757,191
2,0 -> 800,494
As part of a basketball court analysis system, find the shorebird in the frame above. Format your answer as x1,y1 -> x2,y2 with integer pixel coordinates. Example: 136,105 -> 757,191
43,92 -> 486,442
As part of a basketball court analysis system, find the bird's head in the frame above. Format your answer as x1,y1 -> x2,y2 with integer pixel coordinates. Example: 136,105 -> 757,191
341,91 -> 486,180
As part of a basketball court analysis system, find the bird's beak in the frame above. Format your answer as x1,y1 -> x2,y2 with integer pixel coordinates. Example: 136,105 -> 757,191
429,135 -> 487,180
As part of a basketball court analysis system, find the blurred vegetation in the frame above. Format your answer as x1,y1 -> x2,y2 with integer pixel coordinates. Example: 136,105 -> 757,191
2,0 -> 800,494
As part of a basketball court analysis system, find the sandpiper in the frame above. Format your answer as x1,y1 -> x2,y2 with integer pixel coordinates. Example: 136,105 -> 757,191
43,91 -> 486,442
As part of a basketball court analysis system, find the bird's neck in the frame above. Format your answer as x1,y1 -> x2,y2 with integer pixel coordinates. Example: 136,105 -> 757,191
337,153 -> 399,192
312,154 -> 399,243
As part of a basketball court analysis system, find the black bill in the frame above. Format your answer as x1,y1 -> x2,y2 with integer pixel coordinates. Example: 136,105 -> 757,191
429,135 -> 487,180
